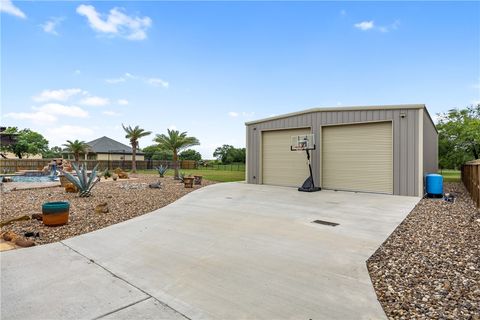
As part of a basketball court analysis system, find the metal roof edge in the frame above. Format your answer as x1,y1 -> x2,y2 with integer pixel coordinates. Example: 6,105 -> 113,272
245,104 -> 426,126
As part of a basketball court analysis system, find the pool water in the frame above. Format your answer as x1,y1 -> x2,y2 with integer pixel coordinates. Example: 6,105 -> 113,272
3,175 -> 59,183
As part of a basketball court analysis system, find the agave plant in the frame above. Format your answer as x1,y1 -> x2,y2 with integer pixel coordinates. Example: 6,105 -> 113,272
178,171 -> 185,183
155,165 -> 168,178
63,163 -> 100,197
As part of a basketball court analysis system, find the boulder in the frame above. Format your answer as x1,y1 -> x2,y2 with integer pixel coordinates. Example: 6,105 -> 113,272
15,238 -> 35,247
0,215 -> 30,227
149,181 -> 162,189
31,213 -> 43,221
2,231 -> 20,242
65,183 -> 78,193
95,202 -> 109,214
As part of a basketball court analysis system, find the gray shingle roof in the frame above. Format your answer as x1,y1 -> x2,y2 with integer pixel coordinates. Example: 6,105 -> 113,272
86,136 -> 144,155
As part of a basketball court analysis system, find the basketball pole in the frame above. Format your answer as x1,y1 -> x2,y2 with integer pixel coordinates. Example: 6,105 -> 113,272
306,149 -> 314,186
297,145 -> 321,192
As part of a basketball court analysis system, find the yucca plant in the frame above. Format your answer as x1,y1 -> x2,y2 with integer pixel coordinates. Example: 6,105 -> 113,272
63,163 -> 100,197
155,165 -> 168,178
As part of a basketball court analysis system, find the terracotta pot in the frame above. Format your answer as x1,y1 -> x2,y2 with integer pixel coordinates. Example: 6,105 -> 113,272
42,201 -> 70,226
184,177 -> 194,188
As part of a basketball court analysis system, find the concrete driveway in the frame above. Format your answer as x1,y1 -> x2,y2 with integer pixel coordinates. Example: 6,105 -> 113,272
1,183 -> 419,320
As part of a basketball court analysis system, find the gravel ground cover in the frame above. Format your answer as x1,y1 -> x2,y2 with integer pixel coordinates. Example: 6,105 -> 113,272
0,175 -> 215,247
368,182 -> 480,319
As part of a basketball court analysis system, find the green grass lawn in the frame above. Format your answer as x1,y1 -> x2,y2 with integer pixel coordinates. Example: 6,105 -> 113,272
439,169 -> 461,182
137,169 -> 245,183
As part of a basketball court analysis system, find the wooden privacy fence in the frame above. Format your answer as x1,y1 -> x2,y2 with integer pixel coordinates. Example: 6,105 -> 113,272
461,160 -> 480,209
0,159 -> 197,173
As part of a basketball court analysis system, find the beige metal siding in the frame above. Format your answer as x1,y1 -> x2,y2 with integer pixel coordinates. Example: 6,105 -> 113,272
262,128 -> 310,187
322,122 -> 393,194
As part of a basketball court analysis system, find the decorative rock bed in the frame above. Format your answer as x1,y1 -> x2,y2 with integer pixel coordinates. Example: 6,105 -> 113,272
0,175 -> 215,249
368,182 -> 480,319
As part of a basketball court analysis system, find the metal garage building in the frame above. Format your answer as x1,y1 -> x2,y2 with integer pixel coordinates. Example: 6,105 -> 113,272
245,104 -> 438,197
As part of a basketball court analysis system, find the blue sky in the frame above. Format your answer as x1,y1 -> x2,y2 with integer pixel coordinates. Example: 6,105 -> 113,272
1,1 -> 479,158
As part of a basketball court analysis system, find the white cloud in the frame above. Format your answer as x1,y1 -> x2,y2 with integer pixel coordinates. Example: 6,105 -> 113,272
80,96 -> 110,106
117,99 -> 129,105
102,110 -> 121,116
46,125 -> 95,141
354,20 -> 400,33
4,112 -> 57,124
228,111 -> 254,118
168,124 -> 177,130
105,77 -> 126,84
41,17 -> 64,35
354,21 -> 374,31
0,0 -> 26,19
106,73 -> 169,89
33,88 -> 84,102
4,103 -> 89,125
76,4 -> 152,40
33,103 -> 89,118
146,78 -> 169,88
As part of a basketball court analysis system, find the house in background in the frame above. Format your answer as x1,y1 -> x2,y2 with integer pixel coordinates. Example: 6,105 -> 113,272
64,136 -> 145,161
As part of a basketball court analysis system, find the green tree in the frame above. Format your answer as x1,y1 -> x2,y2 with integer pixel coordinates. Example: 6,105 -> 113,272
142,145 -> 173,160
122,124 -> 152,173
63,140 -> 89,162
42,146 -> 63,159
213,145 -> 246,164
179,149 -> 202,161
154,129 -> 200,179
0,127 -> 49,159
437,104 -> 480,169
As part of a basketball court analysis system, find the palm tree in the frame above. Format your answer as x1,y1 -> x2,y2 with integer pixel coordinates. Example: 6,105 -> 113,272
63,140 -> 89,162
154,129 -> 200,179
122,124 -> 152,173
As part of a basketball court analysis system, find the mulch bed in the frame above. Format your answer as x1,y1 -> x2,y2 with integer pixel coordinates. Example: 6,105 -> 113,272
368,182 -> 480,319
0,175 -> 215,248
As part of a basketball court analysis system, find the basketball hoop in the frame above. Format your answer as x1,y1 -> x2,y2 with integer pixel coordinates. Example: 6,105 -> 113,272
290,134 -> 321,192
290,134 -> 315,151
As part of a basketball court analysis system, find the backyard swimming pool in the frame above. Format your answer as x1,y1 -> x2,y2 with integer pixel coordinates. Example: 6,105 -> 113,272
2,175 -> 59,183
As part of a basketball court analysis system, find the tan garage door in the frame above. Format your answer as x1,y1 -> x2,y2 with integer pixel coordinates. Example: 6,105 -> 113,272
322,122 -> 393,194
262,128 -> 310,187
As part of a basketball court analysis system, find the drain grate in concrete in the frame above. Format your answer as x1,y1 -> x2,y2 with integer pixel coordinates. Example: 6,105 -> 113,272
312,220 -> 339,227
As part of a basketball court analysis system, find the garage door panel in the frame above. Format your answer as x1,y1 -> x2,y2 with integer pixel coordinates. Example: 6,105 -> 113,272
262,128 -> 310,187
322,122 -> 393,194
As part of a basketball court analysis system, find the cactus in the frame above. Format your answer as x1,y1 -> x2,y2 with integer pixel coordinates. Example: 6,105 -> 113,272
63,163 -> 100,197
155,165 -> 169,178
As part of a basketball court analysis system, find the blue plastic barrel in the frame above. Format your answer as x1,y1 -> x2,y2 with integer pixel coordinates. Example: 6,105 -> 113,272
425,174 -> 443,197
